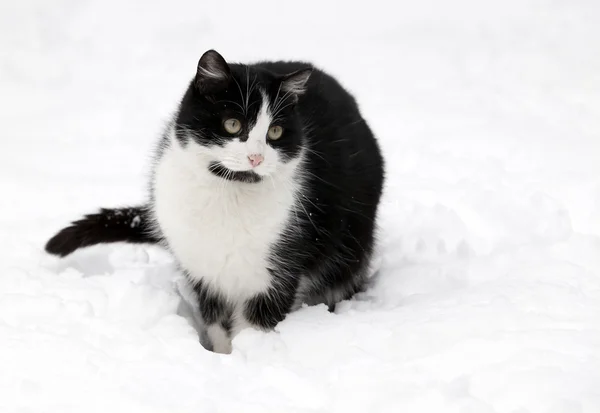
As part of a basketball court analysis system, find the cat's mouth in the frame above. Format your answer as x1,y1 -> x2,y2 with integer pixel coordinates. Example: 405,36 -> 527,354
208,161 -> 263,183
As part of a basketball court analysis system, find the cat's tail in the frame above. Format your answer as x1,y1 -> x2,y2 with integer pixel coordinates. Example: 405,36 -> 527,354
45,206 -> 161,257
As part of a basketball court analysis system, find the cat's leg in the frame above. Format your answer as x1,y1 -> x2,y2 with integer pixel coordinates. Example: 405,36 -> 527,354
204,320 -> 233,354
193,280 -> 234,354
241,279 -> 299,332
296,269 -> 369,312
213,292 -> 294,352
195,275 -> 299,352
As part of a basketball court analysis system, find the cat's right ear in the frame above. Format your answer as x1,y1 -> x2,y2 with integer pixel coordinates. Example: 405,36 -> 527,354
195,50 -> 231,94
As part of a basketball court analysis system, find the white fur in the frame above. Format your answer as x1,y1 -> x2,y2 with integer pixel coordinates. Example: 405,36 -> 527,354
198,52 -> 229,80
206,324 -> 232,354
247,93 -> 272,154
215,93 -> 278,175
281,70 -> 311,95
198,66 -> 226,80
153,99 -> 303,300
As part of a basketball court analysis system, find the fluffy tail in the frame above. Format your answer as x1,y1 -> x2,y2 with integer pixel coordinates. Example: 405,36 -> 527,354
45,206 -> 160,257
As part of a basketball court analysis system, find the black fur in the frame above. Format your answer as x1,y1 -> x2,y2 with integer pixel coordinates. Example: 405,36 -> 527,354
46,50 -> 385,353
45,206 -> 158,257
208,161 -> 262,183
266,62 -> 382,308
244,269 -> 300,329
193,279 -> 232,326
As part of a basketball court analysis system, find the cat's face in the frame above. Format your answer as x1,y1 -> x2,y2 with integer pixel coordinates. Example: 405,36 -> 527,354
175,50 -> 311,183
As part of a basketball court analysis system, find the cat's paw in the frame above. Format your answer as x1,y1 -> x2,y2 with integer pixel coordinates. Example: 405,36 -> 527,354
205,324 -> 233,354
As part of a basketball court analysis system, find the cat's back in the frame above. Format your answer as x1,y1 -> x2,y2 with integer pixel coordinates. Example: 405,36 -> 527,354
253,60 -> 382,177
255,61 -> 384,297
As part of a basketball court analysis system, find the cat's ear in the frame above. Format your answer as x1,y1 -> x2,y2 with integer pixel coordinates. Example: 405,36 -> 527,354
195,50 -> 231,94
280,68 -> 312,95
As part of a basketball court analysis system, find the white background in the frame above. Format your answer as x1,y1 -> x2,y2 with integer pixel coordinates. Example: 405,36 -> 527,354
1,0 -> 599,412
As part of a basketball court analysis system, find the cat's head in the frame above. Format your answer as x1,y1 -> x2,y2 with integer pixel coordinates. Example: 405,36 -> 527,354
175,49 -> 312,183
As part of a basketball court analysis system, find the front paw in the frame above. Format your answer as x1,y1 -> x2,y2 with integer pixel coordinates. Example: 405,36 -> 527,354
244,291 -> 291,330
201,324 -> 232,354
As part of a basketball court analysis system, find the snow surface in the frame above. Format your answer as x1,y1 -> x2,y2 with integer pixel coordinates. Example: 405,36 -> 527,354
1,0 -> 600,412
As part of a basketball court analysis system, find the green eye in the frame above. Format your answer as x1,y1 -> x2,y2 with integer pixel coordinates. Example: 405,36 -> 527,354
268,125 -> 283,140
223,118 -> 242,134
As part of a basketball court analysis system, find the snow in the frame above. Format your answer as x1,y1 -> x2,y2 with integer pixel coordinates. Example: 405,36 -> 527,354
1,0 -> 600,411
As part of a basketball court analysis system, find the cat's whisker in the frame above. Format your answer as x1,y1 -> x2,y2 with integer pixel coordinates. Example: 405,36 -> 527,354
216,99 -> 245,113
245,66 -> 251,115
272,87 -> 295,113
220,169 -> 232,217
272,97 -> 296,118
301,146 -> 330,166
232,76 -> 246,116
272,82 -> 283,113
249,74 -> 259,100
276,176 -> 302,227
268,175 -> 276,191
303,170 -> 343,190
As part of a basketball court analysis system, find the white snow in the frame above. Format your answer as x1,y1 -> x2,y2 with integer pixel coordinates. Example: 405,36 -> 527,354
1,0 -> 600,412
130,215 -> 141,228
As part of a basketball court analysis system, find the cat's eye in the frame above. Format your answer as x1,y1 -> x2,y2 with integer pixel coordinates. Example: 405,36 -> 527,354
223,118 -> 242,134
268,125 -> 283,140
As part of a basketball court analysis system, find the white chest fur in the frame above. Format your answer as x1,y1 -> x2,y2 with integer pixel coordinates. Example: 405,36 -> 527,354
153,139 -> 300,298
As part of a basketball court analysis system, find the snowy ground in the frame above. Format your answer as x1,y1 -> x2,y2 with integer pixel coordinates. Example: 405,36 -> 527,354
1,0 -> 600,412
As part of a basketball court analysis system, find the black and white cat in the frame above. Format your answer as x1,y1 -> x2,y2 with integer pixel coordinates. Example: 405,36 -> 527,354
46,50 -> 385,353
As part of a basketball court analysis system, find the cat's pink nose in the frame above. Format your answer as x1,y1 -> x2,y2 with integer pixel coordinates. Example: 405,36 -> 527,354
248,154 -> 264,167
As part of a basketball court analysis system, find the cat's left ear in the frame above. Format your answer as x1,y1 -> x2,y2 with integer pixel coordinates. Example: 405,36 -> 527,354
280,68 -> 313,95
195,49 -> 231,94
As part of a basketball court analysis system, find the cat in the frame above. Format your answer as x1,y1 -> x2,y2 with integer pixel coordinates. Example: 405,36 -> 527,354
45,50 -> 385,354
